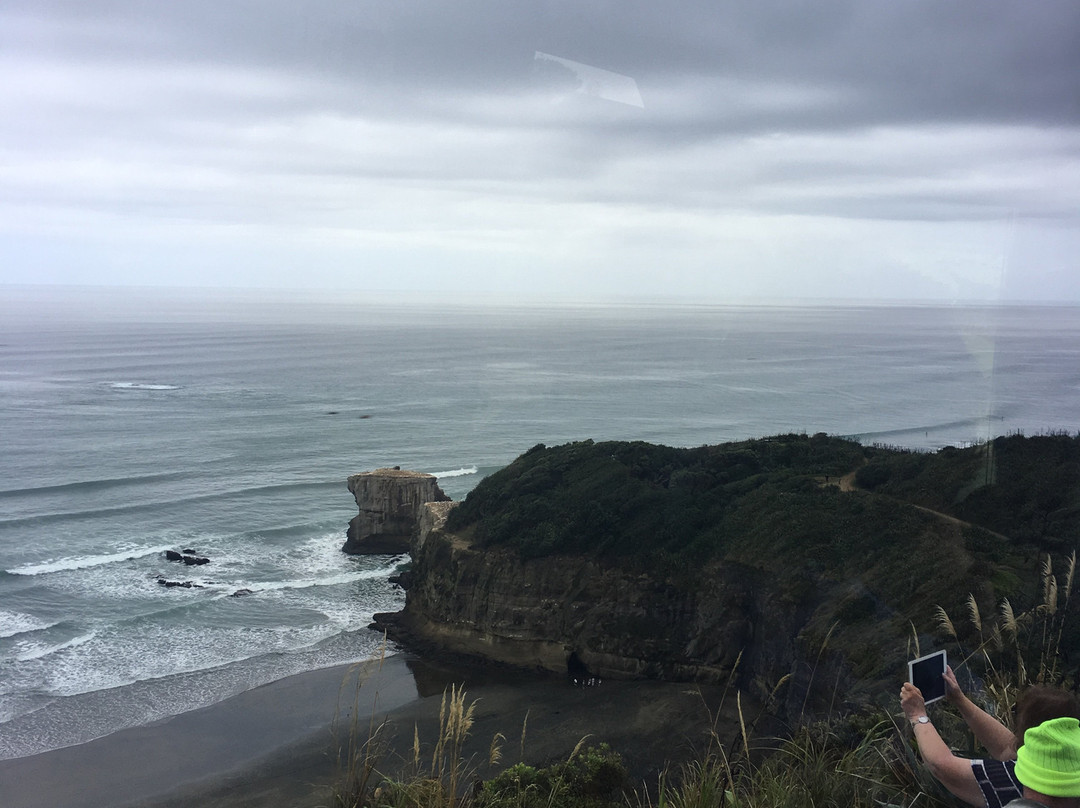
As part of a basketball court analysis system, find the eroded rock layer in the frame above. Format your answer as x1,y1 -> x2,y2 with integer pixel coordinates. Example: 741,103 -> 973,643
374,501 -> 834,716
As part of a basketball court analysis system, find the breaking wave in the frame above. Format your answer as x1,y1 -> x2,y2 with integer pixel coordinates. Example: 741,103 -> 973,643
14,632 -> 97,662
0,611 -> 56,639
108,382 -> 181,390
432,466 -> 478,478
6,544 -> 176,576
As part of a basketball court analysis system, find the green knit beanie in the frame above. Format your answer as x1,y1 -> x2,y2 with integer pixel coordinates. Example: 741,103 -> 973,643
1016,716 -> 1080,796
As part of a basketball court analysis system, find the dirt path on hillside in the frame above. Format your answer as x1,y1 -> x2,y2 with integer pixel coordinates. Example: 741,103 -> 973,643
837,469 -> 858,492
827,467 -> 1013,542
906,503 -> 1013,542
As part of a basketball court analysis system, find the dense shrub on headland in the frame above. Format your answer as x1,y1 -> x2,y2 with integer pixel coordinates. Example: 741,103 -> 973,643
445,433 -> 867,564
447,432 -> 1079,570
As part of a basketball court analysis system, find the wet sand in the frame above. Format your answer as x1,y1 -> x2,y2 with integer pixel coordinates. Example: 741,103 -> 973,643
0,654 -> 760,808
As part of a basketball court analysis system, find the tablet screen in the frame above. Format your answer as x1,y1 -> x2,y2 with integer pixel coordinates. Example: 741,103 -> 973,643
908,650 -> 947,703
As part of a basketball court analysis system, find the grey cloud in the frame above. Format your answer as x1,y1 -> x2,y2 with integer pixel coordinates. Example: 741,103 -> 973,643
3,0 -> 1078,299
10,2 -> 1079,121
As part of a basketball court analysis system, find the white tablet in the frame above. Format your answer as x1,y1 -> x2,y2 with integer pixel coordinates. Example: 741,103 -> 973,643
908,650 -> 947,704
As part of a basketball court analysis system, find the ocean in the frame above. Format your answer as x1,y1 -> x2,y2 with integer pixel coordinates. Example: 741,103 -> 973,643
1,286 -> 1078,759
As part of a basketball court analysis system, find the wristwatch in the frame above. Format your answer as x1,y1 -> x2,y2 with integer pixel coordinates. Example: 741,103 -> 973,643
911,715 -> 930,726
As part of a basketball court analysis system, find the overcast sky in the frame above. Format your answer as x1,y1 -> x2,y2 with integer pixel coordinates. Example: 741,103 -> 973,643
3,1 -> 1079,303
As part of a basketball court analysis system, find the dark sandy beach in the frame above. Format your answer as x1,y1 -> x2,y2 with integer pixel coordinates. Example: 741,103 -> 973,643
0,653 -> 760,808
0,656 -> 416,808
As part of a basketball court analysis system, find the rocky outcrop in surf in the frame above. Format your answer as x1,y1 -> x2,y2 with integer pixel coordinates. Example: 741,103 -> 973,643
156,576 -> 203,589
343,468 -> 450,554
164,550 -> 210,566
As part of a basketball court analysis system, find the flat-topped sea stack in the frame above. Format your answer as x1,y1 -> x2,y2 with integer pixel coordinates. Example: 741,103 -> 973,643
343,468 -> 449,554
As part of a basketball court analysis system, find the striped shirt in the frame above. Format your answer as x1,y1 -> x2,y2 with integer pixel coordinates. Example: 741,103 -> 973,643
971,759 -> 1023,808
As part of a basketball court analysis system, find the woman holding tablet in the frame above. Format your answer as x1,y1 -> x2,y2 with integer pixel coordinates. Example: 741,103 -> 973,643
901,667 -> 1080,808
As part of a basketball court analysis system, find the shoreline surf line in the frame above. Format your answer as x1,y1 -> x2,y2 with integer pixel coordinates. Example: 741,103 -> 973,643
0,654 -> 421,808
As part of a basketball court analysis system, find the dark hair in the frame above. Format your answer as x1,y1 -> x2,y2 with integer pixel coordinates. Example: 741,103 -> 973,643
1015,686 -> 1080,748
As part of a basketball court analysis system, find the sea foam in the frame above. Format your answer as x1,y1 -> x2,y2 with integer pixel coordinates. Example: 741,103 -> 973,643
6,544 -> 176,576
0,611 -> 55,639
432,466 -> 478,478
14,632 -> 96,662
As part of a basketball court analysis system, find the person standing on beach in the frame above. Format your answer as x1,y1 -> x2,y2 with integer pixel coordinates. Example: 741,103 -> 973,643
901,666 -> 1080,808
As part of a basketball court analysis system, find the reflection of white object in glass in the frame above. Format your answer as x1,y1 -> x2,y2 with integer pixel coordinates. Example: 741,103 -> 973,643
534,51 -> 644,108
908,650 -> 948,704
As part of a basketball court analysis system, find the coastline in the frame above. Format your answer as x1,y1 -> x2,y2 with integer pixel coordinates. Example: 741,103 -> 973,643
0,654 -> 419,808
0,650 -> 763,808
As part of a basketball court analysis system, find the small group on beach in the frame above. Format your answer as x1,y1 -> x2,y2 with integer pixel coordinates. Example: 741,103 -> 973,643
567,651 -> 601,687
902,667 -> 1080,808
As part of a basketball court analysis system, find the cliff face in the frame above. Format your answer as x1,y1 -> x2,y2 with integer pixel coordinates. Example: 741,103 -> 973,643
343,468 -> 449,554
380,501 -> 834,711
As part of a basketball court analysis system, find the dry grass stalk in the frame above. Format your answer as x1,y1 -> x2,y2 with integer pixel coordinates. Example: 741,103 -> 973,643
928,553 -> 1077,721
330,641 -> 389,808
799,622 -> 837,723
990,624 -> 1003,652
488,731 -> 505,766
569,734 -> 592,759
1052,551 -> 1078,679
768,673 -> 793,710
719,650 -> 743,718
967,594 -> 982,634
1000,599 -> 1017,637
519,708 -> 529,761
737,692 -> 749,762
934,606 -> 957,640
908,620 -> 921,660
431,684 -> 477,807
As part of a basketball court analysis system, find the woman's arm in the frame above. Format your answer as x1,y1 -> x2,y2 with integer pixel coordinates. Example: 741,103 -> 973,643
901,681 -> 987,807
944,667 -> 1018,761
